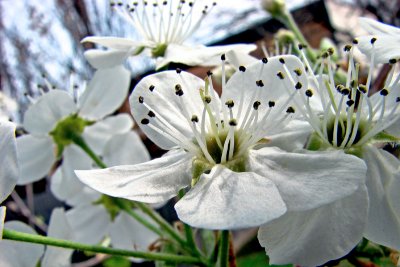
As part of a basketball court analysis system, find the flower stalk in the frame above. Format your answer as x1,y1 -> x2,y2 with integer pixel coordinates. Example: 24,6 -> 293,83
218,230 -> 230,267
2,229 -> 206,265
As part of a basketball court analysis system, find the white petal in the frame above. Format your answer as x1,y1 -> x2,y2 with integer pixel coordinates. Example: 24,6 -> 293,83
224,49 -> 257,68
258,184 -> 368,266
76,149 -> 192,203
175,165 -> 287,229
109,210 -> 159,252
78,65 -> 130,120
359,17 -> 400,35
84,49 -> 130,69
65,204 -> 110,244
222,55 -> 308,132
82,36 -> 140,50
16,135 -> 55,185
0,206 -> 5,239
42,208 -> 73,267
156,43 -> 257,69
248,147 -> 367,211
363,145 -> 400,250
23,90 -> 77,135
357,35 -> 400,64
83,114 -> 133,154
103,131 -> 150,166
129,71 -> 204,149
0,121 -> 18,202
0,221 -> 44,267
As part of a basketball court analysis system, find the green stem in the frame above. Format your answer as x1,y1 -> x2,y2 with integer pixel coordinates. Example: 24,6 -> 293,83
218,230 -> 230,267
71,134 -> 107,168
113,198 -> 163,236
2,229 -> 205,265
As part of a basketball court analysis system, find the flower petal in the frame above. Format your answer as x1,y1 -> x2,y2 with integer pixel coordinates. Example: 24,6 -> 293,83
0,121 -> 18,202
129,70 -> 205,149
248,147 -> 366,211
41,208 -> 73,267
0,206 -> 5,239
359,17 -> 400,35
84,49 -> 131,69
78,65 -> 130,120
23,90 -> 77,135
0,221 -> 44,267
82,36 -> 141,50
363,145 -> 400,250
109,210 -> 159,252
357,35 -> 400,64
76,149 -> 192,203
65,204 -> 110,244
156,43 -> 257,69
175,165 -> 287,229
16,135 -> 55,185
258,184 -> 368,266
103,131 -> 150,166
83,113 -> 133,154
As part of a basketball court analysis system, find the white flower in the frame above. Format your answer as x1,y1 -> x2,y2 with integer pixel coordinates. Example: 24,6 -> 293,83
356,17 -> 400,63
82,0 -> 256,69
17,66 -> 131,205
258,44 -> 400,266
76,55 -> 366,230
0,120 -> 18,241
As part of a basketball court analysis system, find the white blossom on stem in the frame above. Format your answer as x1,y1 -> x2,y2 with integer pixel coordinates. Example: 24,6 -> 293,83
76,55 -> 366,230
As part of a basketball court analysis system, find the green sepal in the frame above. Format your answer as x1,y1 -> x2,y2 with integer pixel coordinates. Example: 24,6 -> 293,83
49,113 -> 94,157
151,43 -> 168,58
133,46 -> 146,55
306,132 -> 329,151
93,195 -> 123,221
191,159 -> 213,187
371,131 -> 400,143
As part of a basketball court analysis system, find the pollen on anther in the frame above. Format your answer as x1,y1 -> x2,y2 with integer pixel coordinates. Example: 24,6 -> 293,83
279,58 -> 285,64
336,84 -> 345,92
370,37 -> 377,44
295,82 -> 302,90
293,68 -> 302,76
253,101 -> 261,110
380,88 -> 389,96
175,84 -> 184,96
262,58 -> 268,64
239,66 -> 246,72
141,118 -> 150,125
344,45 -> 352,52
286,106 -> 295,113
138,96 -> 144,103
256,80 -> 264,87
229,119 -> 237,126
305,89 -> 313,97
358,85 -> 367,94
148,111 -> 156,117
191,115 -> 199,123
149,85 -> 155,92
341,88 -> 350,95
204,95 -> 211,103
277,72 -> 285,80
268,101 -> 275,107
225,99 -> 234,108
352,39 -> 359,45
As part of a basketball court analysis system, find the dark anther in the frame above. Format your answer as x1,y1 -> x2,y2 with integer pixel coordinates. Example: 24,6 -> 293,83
341,88 -> 350,95
344,45 -> 352,52
175,84 -> 184,96
239,66 -> 246,72
279,58 -> 285,64
321,51 -> 329,58
352,39 -> 359,45
253,101 -> 261,110
294,68 -> 302,76
358,85 -> 367,94
396,97 -> 400,103
191,115 -> 199,123
286,106 -> 295,113
148,111 -> 156,117
380,88 -> 389,96
256,80 -> 264,87
262,58 -> 268,64
336,84 -> 345,92
188,2 -> 193,7
370,37 -> 377,44
141,118 -> 150,125
225,99 -> 234,108
305,89 -> 313,97
149,85 -> 155,92
176,68 -> 182,74
327,48 -> 334,55
277,72 -> 285,80
389,58 -> 397,64
229,119 -> 237,126
295,82 -> 302,90
138,96 -> 144,103
350,80 -> 356,88
346,99 -> 355,106
298,44 -> 307,50
268,101 -> 275,107
117,2 -> 123,6
163,1 -> 168,5
221,54 -> 226,61
204,95 -> 211,103
207,70 -> 213,76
